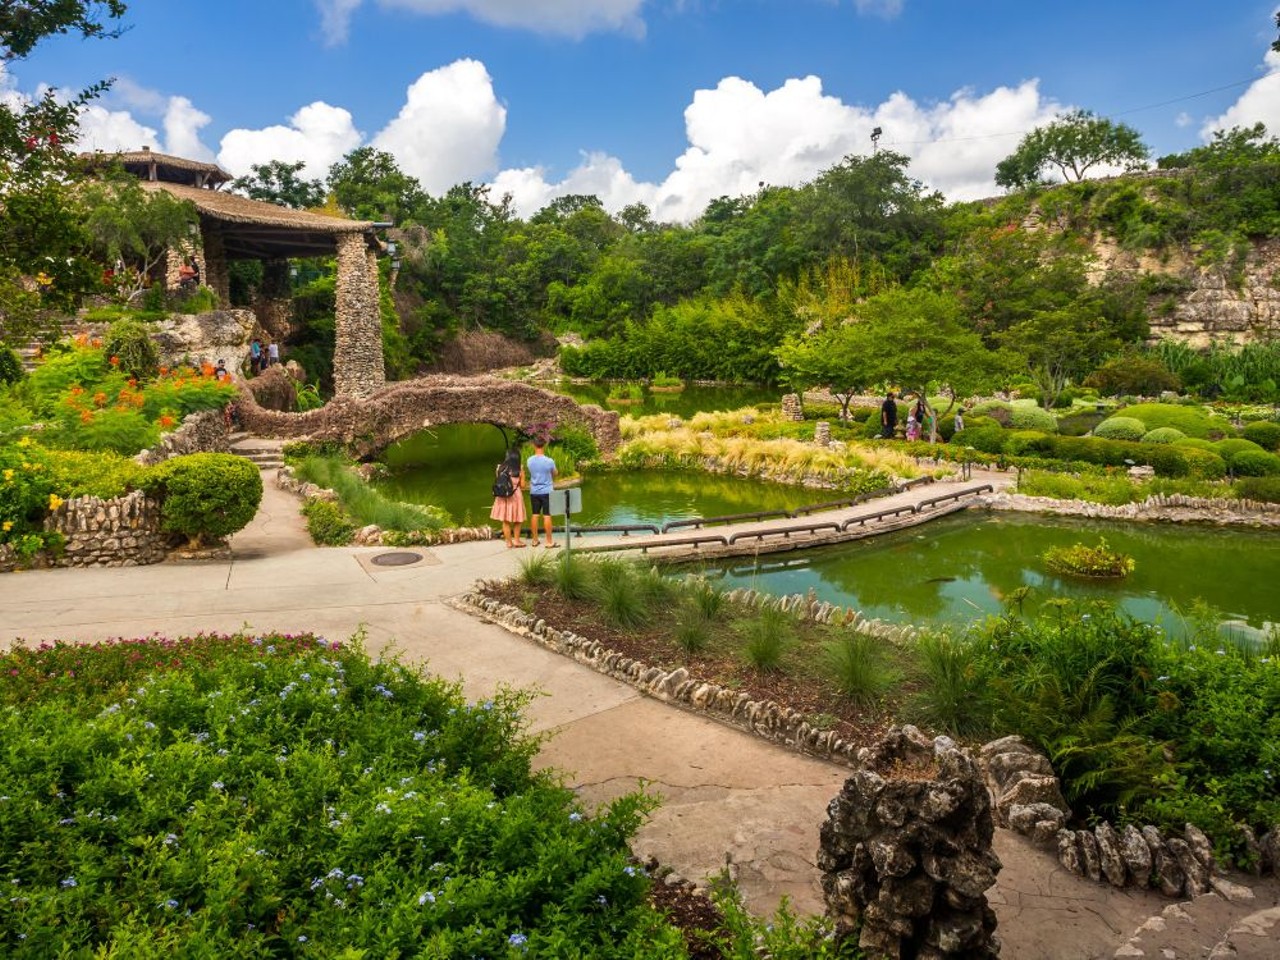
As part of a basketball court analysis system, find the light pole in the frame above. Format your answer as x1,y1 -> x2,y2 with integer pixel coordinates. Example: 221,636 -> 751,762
871,127 -> 882,155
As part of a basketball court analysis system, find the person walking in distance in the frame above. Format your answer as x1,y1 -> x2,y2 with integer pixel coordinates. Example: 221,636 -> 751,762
526,440 -> 558,547
880,391 -> 898,439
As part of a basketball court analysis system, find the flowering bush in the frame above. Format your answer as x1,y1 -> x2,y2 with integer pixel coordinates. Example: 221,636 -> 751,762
1042,538 -> 1136,579
0,438 -> 55,545
0,632 -> 685,956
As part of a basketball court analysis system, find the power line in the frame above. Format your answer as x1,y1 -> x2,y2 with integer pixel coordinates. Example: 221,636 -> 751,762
879,73 -> 1272,149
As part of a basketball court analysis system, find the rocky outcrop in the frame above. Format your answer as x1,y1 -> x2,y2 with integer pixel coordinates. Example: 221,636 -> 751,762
1146,240 -> 1280,348
150,308 -> 256,372
819,726 -> 1001,959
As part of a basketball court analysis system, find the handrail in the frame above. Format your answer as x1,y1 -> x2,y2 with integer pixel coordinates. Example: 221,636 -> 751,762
841,504 -> 918,529
585,533 -> 731,554
564,523 -> 661,537
897,476 -> 936,491
915,484 -> 994,512
727,521 -> 842,545
661,508 -> 792,533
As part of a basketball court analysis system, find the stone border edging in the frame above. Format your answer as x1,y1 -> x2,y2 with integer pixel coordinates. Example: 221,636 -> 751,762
982,491 -> 1280,527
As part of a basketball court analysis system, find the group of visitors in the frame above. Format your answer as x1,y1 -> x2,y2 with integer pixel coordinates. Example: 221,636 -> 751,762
879,391 -> 964,441
490,441 -> 559,549
248,338 -> 279,374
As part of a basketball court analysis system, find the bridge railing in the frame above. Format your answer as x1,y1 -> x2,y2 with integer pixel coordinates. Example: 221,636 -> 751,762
726,521 -> 842,545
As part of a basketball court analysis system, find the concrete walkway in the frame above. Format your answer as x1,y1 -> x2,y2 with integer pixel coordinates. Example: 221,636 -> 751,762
1,472 -> 1274,959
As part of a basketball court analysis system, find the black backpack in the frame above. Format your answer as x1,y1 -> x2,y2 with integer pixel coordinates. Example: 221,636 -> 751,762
492,465 -> 515,498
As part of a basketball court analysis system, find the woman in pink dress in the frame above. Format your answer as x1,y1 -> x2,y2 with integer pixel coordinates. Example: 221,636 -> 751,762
490,450 -> 527,547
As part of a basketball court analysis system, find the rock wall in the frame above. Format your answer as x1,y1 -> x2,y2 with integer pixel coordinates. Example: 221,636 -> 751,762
982,491 -> 1280,529
818,726 -> 1001,959
46,490 -> 167,569
135,409 -> 229,466
150,308 -> 256,373
332,233 -> 385,400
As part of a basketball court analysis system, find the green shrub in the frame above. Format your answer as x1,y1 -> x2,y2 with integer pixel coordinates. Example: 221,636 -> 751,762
968,400 -> 1012,426
909,633 -> 992,736
1142,427 -> 1186,444
1004,430 -> 1055,456
0,440 -> 56,543
1042,539 -> 1136,578
1175,446 -> 1227,480
142,453 -> 262,546
1119,402 -> 1224,438
1227,448 -> 1280,477
294,455 -> 450,533
824,633 -> 897,706
1235,476 -> 1280,503
686,578 -> 728,620
1057,410 -> 1108,436
22,343 -> 110,417
45,403 -> 160,455
516,549 -> 555,585
1241,420 -> 1280,451
1174,437 -> 1216,451
1214,437 -> 1265,459
1017,470 -> 1139,505
598,565 -> 651,630
1084,355 -> 1181,397
1093,416 -> 1147,441
1008,405 -> 1058,433
955,422 -> 1007,454
302,497 -> 355,545
552,552 -> 596,601
41,448 -> 144,499
674,612 -> 712,655
0,347 -> 24,385
738,604 -> 795,672
102,317 -> 160,379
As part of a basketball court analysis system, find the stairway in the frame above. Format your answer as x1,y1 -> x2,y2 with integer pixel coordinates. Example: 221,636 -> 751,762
228,432 -> 286,470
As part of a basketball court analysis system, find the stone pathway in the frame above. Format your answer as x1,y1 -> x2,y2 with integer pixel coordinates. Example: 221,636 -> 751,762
1,468 -> 1273,959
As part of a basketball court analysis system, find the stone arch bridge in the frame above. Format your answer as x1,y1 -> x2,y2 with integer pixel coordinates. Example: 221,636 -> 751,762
238,371 -> 621,459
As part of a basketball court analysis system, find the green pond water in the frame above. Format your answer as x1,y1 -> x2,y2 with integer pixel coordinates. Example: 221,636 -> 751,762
696,512 -> 1280,640
374,423 -> 835,529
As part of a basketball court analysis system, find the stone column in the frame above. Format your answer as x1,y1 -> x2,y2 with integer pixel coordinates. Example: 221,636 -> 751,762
202,225 -> 230,307
781,393 -> 804,421
333,233 -> 385,399
255,258 -> 295,341
819,725 -> 1002,959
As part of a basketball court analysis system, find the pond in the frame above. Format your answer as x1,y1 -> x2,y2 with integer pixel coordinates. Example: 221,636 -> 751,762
695,512 -> 1280,641
374,423 -> 835,529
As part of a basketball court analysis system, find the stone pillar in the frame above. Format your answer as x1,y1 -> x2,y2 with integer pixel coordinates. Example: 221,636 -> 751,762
781,393 -> 804,421
333,232 -> 385,399
819,725 -> 1002,959
202,225 -> 230,307
815,421 -> 831,446
255,258 -> 295,341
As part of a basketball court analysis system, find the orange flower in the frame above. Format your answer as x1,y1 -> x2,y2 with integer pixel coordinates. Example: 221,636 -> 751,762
158,414 -> 176,429
75,334 -> 88,347
109,355 -> 120,366
91,338 -> 102,348
80,410 -> 93,423
92,391 -> 107,407
127,378 -> 137,388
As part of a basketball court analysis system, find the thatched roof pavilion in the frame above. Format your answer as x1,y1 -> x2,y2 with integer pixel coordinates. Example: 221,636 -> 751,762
83,148 -> 386,399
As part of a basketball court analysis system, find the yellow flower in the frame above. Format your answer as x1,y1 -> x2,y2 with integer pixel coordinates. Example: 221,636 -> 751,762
48,493 -> 63,511
35,271 -> 52,287
2,521 -> 11,532
17,436 -> 33,447
2,469 -> 11,482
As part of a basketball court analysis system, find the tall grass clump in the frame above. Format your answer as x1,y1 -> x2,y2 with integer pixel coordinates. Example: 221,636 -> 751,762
598,564 -> 652,630
738,604 -> 796,672
686,578 -> 728,620
516,549 -> 555,586
823,632 -> 898,706
674,612 -> 712,656
296,455 -> 450,532
552,552 -> 596,601
909,632 -> 993,735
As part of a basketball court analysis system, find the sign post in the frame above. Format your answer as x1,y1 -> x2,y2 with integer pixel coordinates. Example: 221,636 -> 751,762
549,487 -> 583,560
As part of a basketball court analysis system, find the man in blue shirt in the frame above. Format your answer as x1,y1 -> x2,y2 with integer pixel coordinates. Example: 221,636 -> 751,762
526,441 -> 558,547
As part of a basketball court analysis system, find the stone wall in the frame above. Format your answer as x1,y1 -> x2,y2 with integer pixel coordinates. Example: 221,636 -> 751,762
982,491 -> 1280,529
135,409 -> 229,467
332,233 -> 385,400
46,490 -> 167,569
238,373 -> 623,459
150,308 -> 256,373
819,726 -> 1001,959
201,224 -> 230,307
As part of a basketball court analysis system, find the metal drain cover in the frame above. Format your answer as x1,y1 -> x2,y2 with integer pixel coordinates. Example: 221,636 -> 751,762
370,551 -> 424,567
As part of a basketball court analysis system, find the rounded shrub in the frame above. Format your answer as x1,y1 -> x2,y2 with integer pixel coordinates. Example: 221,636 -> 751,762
1226,448 -> 1280,477
1242,420 -> 1280,451
1004,430 -> 1055,456
1008,404 -> 1058,433
142,453 -> 262,546
302,497 -> 355,546
1174,437 -> 1216,452
1093,416 -> 1147,442
1214,438 -> 1266,466
1176,447 -> 1227,480
0,346 -> 24,385
968,400 -> 1012,426
1117,403 -> 1223,439
103,317 -> 160,380
955,422 -> 1007,454
1142,427 -> 1186,444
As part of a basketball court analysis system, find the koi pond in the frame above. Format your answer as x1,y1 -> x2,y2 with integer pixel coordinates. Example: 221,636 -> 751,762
695,512 -> 1280,640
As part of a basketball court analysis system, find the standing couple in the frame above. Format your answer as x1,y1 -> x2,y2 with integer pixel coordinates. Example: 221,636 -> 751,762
490,441 -> 558,549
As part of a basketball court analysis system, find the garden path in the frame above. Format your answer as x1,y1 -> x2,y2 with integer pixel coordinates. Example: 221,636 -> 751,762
1,471 -> 1274,959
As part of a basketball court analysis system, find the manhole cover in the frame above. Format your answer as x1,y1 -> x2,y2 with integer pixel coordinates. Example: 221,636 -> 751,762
370,551 -> 424,567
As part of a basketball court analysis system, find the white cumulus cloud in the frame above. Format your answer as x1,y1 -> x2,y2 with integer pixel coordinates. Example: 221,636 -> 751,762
217,101 -> 364,179
487,74 -> 1068,222
1202,49 -> 1280,139
163,97 -> 215,162
371,59 -> 506,193
315,0 -> 645,45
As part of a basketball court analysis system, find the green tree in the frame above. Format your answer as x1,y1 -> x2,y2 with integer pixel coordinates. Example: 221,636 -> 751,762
1157,123 -> 1280,169
995,110 -> 1150,189
327,147 -> 424,222
81,175 -> 198,302
0,0 -> 126,60
231,159 -> 325,209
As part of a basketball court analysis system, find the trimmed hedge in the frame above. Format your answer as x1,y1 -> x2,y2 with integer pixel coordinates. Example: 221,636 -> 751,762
1116,402 -> 1226,439
1142,427 -> 1186,444
1094,416 -> 1147,441
1227,448 -> 1280,477
1235,476 -> 1280,503
1241,420 -> 1280,451
1008,405 -> 1058,433
142,453 -> 262,546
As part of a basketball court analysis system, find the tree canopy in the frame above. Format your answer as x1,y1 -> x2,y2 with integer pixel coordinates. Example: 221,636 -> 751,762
231,160 -> 326,210
0,0 -> 126,60
995,110 -> 1150,189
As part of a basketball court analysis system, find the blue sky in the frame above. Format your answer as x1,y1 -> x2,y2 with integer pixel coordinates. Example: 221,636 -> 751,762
6,0 -> 1279,220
